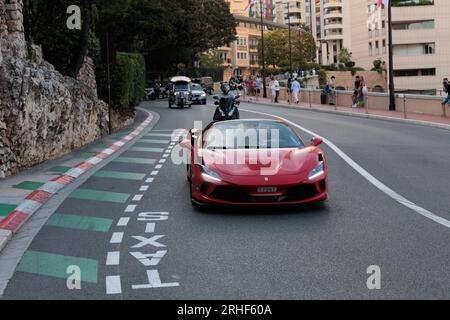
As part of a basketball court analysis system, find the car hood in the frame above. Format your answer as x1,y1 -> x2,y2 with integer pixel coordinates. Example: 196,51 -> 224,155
201,148 -> 319,177
192,90 -> 205,94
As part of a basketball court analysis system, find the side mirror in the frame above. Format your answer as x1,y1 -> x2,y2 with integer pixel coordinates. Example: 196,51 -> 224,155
311,137 -> 323,147
234,95 -> 240,99
214,101 -> 219,106
213,95 -> 219,100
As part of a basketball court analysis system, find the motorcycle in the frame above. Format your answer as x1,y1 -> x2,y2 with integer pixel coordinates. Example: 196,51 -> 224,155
212,92 -> 240,121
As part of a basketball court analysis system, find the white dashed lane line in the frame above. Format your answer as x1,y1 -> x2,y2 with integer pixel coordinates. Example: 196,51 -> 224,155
110,232 -> 124,244
106,276 -> 122,295
117,217 -> 130,227
105,130 -> 183,295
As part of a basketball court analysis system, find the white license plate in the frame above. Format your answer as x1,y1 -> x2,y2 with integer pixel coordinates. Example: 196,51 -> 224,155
257,187 -> 278,193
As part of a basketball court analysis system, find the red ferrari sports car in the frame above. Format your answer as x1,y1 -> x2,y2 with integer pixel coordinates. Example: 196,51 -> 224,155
180,119 -> 328,206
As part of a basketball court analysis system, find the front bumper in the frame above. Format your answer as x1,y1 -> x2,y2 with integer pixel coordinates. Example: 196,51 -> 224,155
191,170 -> 328,206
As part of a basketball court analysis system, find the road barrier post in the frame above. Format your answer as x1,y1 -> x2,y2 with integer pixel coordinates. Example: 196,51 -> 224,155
309,89 -> 312,108
403,94 -> 407,119
365,95 -> 369,115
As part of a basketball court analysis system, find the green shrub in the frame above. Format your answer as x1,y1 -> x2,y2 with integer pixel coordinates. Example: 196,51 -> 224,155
96,52 -> 146,110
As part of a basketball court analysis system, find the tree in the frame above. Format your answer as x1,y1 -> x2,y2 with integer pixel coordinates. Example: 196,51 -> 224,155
372,59 -> 386,73
338,48 -> 352,64
259,26 -> 316,71
199,52 -> 223,69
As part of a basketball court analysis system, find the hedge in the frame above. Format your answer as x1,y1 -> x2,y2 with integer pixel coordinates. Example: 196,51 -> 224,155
97,52 -> 146,110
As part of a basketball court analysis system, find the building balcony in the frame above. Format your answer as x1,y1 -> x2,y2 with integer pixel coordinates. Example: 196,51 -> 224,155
393,54 -> 437,69
393,29 -> 436,45
323,0 -> 342,10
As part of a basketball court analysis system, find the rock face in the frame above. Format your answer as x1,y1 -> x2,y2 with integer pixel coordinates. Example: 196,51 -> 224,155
0,0 -> 111,178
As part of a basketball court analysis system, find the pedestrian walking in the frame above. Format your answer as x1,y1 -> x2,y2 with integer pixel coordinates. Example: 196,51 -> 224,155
247,76 -> 254,96
274,77 -> 280,103
442,78 -> 450,116
254,75 -> 262,101
291,78 -> 301,104
356,76 -> 368,109
269,77 -> 277,102
328,75 -> 336,105
287,77 -> 292,104
352,75 -> 361,108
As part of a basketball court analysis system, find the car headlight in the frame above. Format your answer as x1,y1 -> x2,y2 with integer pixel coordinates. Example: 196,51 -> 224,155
199,165 -> 222,182
201,92 -> 206,97
308,161 -> 324,180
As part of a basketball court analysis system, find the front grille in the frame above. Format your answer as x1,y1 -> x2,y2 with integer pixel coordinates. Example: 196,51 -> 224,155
209,183 -> 320,203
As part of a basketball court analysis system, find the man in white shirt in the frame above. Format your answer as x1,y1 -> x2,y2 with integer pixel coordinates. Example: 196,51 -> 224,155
274,78 -> 280,103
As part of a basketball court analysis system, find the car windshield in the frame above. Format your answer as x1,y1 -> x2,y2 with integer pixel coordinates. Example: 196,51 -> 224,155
192,84 -> 203,91
174,83 -> 189,91
203,120 -> 304,150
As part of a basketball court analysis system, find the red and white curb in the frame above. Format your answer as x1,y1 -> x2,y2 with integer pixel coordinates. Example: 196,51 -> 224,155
0,114 -> 154,253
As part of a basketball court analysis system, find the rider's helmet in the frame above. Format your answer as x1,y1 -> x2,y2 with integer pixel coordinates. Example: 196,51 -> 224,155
221,83 -> 231,94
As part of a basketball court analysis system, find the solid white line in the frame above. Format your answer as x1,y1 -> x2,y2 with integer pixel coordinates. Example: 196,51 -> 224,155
145,223 -> 156,233
106,276 -> 122,295
106,251 -> 120,266
241,108 -> 450,229
145,178 -> 154,183
125,205 -> 136,213
140,185 -> 149,192
110,232 -> 124,244
132,194 -> 143,201
117,217 -> 130,227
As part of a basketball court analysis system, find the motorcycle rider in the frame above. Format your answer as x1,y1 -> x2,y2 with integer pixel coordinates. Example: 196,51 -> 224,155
213,82 -> 240,121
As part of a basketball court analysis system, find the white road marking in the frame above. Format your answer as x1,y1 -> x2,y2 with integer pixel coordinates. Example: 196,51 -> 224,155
117,217 -> 130,227
106,251 -> 120,266
110,232 -> 124,244
155,165 -> 163,169
132,270 -> 179,289
145,223 -> 156,233
151,171 -> 159,176
162,154 -> 169,158
132,194 -> 144,201
106,276 -> 122,294
125,205 -> 136,213
159,159 -> 167,164
241,108 -> 450,229
146,178 -> 154,183
140,185 -> 149,192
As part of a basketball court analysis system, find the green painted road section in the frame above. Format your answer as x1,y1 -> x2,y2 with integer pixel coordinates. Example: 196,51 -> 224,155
46,213 -> 113,232
81,152 -> 97,159
0,203 -> 16,217
49,166 -> 72,174
13,181 -> 44,191
113,157 -> 156,165
137,139 -> 170,144
146,133 -> 173,137
17,251 -> 98,283
69,189 -> 130,204
131,147 -> 164,153
93,170 -> 145,181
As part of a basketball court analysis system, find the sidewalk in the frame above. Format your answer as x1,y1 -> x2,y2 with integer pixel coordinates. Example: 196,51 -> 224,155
0,108 -> 155,250
244,95 -> 450,129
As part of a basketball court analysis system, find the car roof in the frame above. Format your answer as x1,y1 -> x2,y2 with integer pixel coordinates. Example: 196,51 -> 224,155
170,76 -> 191,83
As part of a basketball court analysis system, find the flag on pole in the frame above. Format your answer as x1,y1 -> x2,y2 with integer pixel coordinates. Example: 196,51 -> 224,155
244,0 -> 259,11
378,0 -> 390,8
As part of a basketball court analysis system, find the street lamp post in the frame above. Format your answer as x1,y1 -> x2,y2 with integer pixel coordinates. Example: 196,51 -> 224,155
286,2 -> 292,75
259,0 -> 267,98
387,1 -> 396,111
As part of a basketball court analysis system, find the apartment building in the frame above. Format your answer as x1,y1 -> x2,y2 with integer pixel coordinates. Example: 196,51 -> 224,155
217,1 -> 288,81
317,0 -> 450,94
274,1 -> 315,30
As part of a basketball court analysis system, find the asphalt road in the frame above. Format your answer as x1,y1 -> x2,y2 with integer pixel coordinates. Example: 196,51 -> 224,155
1,98 -> 450,299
